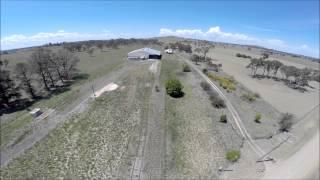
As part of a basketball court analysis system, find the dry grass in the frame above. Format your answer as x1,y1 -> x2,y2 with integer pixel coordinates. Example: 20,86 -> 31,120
207,73 -> 237,92
0,64 -> 154,179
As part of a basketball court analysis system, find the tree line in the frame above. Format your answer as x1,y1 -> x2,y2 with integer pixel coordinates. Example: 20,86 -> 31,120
1,48 -> 80,112
46,38 -> 162,53
165,42 -> 192,53
246,53 -> 319,89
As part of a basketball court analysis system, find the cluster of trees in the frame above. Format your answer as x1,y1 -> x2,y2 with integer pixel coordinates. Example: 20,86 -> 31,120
166,42 -> 192,53
236,53 -> 251,59
247,58 -> 283,78
190,54 -> 213,65
1,48 -> 80,111
0,60 -> 21,108
247,53 -> 319,89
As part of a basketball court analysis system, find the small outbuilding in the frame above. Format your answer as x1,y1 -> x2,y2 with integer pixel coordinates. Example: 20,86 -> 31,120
128,47 -> 162,60
165,48 -> 173,54
30,108 -> 43,118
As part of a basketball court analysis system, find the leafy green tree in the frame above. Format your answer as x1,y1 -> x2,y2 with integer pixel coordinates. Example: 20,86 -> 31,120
165,78 -> 184,98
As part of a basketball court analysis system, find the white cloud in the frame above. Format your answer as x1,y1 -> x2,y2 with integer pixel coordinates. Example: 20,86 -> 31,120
159,26 -> 319,58
1,30 -> 118,50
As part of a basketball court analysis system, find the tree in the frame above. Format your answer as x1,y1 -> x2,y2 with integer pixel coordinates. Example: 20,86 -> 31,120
52,49 -> 80,81
182,63 -> 191,72
0,60 -> 21,107
30,48 -> 52,91
15,62 -> 37,99
194,48 -> 202,54
261,52 -> 269,59
87,48 -> 94,56
191,54 -> 200,65
165,78 -> 184,98
271,60 -> 283,78
97,43 -> 104,52
279,113 -> 294,132
202,46 -> 210,61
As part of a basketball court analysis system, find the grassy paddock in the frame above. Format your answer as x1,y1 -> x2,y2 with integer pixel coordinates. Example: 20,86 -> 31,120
0,44 -> 156,149
0,64 -> 154,179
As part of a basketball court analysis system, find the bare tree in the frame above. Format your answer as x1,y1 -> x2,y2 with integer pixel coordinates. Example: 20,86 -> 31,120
15,62 -> 37,99
30,48 -> 53,91
57,49 -> 80,80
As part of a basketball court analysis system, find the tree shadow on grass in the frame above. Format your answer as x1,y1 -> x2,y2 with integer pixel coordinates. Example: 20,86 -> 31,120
0,98 -> 35,116
168,91 -> 185,98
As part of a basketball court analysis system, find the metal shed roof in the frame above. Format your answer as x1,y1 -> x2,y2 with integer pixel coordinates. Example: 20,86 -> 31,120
128,47 -> 161,56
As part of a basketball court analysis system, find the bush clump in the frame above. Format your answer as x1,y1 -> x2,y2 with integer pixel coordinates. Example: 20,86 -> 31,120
254,113 -> 262,123
241,92 -> 259,102
208,91 -> 225,108
165,78 -> 184,98
279,113 -> 294,132
226,150 -> 241,162
220,114 -> 227,123
200,81 -> 211,91
208,73 -> 237,92
236,53 -> 251,59
202,68 -> 208,75
182,63 -> 191,72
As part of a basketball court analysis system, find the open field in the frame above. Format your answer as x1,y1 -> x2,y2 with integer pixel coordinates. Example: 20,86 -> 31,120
206,46 -> 319,117
1,37 -> 319,179
0,44 -> 159,144
0,62 -> 155,179
161,54 -> 242,178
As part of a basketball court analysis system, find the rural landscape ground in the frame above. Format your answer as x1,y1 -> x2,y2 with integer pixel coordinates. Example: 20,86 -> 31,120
0,36 -> 319,179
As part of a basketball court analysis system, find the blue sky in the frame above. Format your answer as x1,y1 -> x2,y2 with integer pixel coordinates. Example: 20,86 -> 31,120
1,1 -> 319,58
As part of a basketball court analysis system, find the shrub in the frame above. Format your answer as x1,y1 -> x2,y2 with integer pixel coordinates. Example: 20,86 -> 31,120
279,113 -> 294,132
165,78 -> 184,98
220,114 -> 227,123
236,53 -> 251,59
226,150 -> 240,162
209,92 -> 225,108
155,85 -> 160,92
202,68 -> 208,74
182,63 -> 191,72
253,92 -> 260,98
200,81 -> 211,91
208,73 -> 236,92
254,113 -> 262,123
241,93 -> 256,102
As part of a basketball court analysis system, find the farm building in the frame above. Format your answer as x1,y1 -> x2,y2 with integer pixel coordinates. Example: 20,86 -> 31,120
127,47 -> 162,60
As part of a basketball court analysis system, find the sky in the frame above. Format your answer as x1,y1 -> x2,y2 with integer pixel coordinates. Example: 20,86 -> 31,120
1,0 -> 319,58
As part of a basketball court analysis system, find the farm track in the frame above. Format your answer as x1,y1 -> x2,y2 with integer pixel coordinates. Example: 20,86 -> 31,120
129,61 -> 165,179
0,62 -> 137,168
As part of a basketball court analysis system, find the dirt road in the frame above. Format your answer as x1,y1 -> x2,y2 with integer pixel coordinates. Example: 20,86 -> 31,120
263,131 -> 319,179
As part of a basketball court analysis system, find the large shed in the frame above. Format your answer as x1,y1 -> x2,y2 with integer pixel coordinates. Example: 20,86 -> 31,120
127,47 -> 162,60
